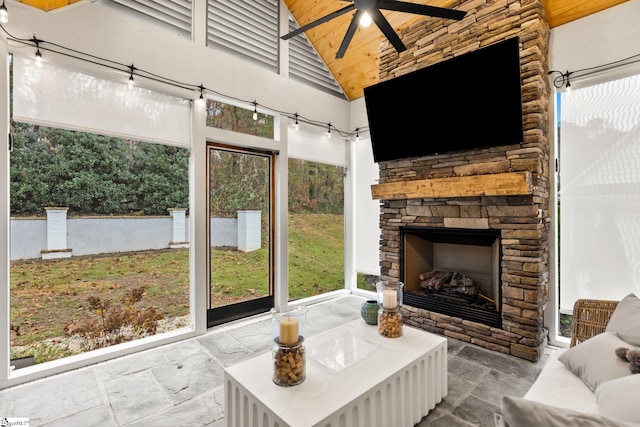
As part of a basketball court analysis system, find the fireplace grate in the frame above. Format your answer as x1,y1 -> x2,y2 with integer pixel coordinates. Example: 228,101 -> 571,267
404,292 -> 501,328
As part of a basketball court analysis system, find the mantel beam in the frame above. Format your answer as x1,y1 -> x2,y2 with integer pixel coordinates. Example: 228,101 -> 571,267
371,171 -> 533,200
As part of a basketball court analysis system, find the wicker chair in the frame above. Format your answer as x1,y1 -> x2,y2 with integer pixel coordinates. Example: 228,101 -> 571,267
570,298 -> 619,347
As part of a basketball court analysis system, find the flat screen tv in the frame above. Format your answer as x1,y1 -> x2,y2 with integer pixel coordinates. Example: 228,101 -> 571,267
364,36 -> 524,163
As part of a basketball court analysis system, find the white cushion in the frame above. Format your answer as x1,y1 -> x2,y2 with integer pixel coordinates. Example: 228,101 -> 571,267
557,332 -> 632,391
501,396 -> 636,427
596,374 -> 640,423
524,349 -> 598,413
605,293 -> 640,346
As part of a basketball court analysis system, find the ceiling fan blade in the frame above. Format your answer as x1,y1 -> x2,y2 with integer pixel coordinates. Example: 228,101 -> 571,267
378,1 -> 466,21
336,10 -> 362,58
281,3 -> 356,40
370,8 -> 407,53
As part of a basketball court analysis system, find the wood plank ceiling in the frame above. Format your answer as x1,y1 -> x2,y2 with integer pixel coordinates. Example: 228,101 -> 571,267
18,0 -> 630,100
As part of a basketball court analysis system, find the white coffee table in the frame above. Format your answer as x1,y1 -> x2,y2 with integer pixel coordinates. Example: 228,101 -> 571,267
224,319 -> 447,427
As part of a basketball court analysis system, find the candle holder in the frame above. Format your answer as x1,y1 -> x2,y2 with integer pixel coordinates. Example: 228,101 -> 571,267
376,281 -> 404,310
376,281 -> 404,338
271,306 -> 307,386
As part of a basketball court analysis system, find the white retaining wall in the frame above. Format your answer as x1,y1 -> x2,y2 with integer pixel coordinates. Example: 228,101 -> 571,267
9,214 -> 259,261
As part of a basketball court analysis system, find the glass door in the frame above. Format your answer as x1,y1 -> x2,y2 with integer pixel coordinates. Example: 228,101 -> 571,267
207,143 -> 274,326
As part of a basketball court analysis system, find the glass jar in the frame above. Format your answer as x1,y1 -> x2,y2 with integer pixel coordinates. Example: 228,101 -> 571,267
376,281 -> 404,310
378,307 -> 403,338
272,338 -> 306,386
271,306 -> 307,386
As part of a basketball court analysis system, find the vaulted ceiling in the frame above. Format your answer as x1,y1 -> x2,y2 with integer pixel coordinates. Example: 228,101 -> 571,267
17,0 -> 630,100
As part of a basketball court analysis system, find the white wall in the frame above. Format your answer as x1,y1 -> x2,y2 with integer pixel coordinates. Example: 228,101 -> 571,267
350,97 -> 381,276
549,0 -> 640,78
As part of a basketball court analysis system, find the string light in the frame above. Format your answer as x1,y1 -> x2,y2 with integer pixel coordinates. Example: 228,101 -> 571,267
549,48 -> 640,93
128,64 -> 135,89
548,70 -> 572,91
197,84 -> 205,106
355,128 -> 360,142
2,26 -> 367,140
0,1 -> 8,24
33,39 -> 43,68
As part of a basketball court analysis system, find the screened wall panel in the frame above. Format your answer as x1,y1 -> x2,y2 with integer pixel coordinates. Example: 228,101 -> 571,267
288,129 -> 347,167
13,56 -> 191,147
207,0 -> 278,70
559,73 -> 640,312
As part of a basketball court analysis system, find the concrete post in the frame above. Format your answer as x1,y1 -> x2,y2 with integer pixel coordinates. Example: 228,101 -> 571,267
237,210 -> 261,252
42,207 -> 72,259
168,208 -> 189,248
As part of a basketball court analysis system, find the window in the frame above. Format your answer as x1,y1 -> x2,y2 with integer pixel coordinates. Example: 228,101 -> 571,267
205,99 -> 274,138
9,55 -> 193,368
288,159 -> 345,300
10,125 -> 191,366
556,70 -> 640,340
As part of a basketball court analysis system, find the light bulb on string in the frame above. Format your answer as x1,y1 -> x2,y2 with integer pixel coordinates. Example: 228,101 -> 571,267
0,1 -> 9,24
355,128 -> 360,142
359,11 -> 372,27
252,101 -> 258,120
127,64 -> 135,89
565,72 -> 572,93
294,113 -> 299,131
197,84 -> 205,106
35,48 -> 43,68
31,37 -> 43,68
326,123 -> 332,139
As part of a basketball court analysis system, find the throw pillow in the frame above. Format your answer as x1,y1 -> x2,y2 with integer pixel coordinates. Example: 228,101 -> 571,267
501,396 -> 636,427
605,293 -> 640,346
558,332 -> 631,390
596,374 -> 640,423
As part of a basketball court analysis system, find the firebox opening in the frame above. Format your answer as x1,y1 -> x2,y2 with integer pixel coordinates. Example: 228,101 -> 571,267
400,227 -> 502,328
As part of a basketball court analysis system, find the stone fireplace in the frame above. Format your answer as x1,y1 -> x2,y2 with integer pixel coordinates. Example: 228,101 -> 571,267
401,226 -> 502,328
371,0 -> 551,361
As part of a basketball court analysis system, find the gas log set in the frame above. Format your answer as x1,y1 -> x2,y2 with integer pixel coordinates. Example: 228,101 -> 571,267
417,270 -> 496,310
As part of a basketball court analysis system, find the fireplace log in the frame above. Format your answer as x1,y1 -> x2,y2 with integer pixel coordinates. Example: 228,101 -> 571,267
427,271 -> 452,290
450,272 -> 474,288
419,270 -> 478,296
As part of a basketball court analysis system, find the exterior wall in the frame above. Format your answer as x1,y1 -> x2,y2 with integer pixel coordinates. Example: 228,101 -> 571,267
376,0 -> 551,361
9,216 -> 245,260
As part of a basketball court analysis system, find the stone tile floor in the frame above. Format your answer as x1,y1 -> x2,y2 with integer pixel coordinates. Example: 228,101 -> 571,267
0,294 -> 556,426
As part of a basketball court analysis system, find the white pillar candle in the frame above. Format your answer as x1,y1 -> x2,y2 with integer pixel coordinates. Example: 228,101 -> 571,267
279,317 -> 299,345
383,289 -> 398,309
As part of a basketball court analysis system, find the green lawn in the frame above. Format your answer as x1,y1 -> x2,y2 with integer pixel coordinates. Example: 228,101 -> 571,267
10,213 -> 351,364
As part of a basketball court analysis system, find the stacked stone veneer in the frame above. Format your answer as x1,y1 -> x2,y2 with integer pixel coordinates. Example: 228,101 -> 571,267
375,0 -> 551,361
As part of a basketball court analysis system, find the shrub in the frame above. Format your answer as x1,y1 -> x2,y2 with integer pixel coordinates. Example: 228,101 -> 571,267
67,286 -> 162,351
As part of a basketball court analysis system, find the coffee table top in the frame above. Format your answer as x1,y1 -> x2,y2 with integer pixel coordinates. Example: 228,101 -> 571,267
224,319 -> 447,426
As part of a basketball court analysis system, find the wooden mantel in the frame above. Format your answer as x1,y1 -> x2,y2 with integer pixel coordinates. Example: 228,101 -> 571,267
371,171 -> 533,200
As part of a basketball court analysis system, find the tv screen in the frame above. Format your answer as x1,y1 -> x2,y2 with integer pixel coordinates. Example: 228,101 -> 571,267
364,37 -> 524,163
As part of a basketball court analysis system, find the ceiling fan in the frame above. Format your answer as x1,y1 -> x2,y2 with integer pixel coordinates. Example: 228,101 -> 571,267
281,0 -> 467,59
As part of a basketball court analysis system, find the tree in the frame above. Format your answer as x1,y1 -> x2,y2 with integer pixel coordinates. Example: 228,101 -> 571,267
10,123 -> 189,216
